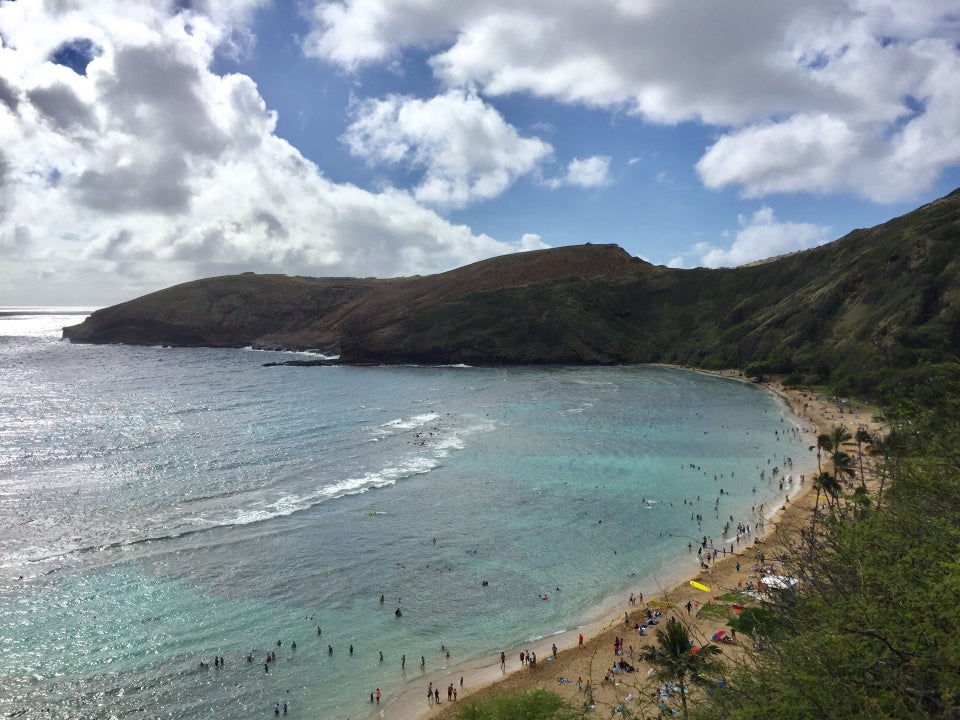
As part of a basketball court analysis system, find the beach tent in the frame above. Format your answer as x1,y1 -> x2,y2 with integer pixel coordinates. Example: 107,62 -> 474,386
760,575 -> 798,590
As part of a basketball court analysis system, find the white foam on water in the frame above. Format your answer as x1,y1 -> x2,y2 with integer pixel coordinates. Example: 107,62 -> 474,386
381,412 -> 441,430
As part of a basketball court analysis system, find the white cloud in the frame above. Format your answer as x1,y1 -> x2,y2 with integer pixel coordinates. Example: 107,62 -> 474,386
682,206 -> 832,268
545,155 -> 611,189
302,0 -> 482,69
304,0 -> 853,123
519,233 -> 550,251
0,2 -> 540,305
697,39 -> 960,203
342,89 -> 553,208
304,0 -> 960,203
696,114 -> 859,198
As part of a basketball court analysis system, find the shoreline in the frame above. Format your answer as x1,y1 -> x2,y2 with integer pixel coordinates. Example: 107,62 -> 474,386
381,369 -> 881,720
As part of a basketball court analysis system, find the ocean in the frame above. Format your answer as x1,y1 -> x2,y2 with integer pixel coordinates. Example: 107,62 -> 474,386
0,308 -> 813,719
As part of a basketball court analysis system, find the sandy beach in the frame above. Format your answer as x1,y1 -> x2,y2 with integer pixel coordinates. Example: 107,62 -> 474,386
380,372 -> 885,720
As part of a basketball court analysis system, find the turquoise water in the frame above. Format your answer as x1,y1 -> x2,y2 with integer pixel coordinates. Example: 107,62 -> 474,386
0,310 -> 812,719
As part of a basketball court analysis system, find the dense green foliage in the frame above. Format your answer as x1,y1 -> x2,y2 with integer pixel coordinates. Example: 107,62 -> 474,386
454,689 -> 583,720
691,374 -> 960,720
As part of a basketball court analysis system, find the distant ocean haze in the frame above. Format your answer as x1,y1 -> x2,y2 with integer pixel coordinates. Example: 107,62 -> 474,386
0,308 -> 813,719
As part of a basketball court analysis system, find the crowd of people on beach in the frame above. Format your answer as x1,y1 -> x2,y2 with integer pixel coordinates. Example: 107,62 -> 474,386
423,676 -> 465,707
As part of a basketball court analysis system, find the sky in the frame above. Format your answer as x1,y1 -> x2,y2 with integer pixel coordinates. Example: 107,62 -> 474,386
2,1 -> 960,306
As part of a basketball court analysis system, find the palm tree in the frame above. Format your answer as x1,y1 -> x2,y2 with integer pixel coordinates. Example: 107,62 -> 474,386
831,450 -> 856,487
814,471 -> 842,512
815,433 -> 832,474
817,425 -> 854,499
829,425 -> 852,455
855,427 -> 871,490
642,618 -> 721,719
870,433 -> 893,509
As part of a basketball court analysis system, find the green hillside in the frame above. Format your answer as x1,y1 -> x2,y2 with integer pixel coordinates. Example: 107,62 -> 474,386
341,188 -> 960,401
64,188 -> 960,401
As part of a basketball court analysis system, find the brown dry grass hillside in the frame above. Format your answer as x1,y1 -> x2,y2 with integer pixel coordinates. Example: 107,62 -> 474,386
62,243 -> 649,355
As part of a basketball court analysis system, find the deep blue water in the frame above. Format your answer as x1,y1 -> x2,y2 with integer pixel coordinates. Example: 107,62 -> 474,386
0,309 -> 812,719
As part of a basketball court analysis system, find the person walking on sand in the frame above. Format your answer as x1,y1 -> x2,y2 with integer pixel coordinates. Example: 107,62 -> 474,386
500,651 -> 506,670
578,633 -> 584,648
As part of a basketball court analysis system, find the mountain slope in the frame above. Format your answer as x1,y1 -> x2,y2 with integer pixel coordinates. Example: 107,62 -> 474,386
64,189 -> 960,388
